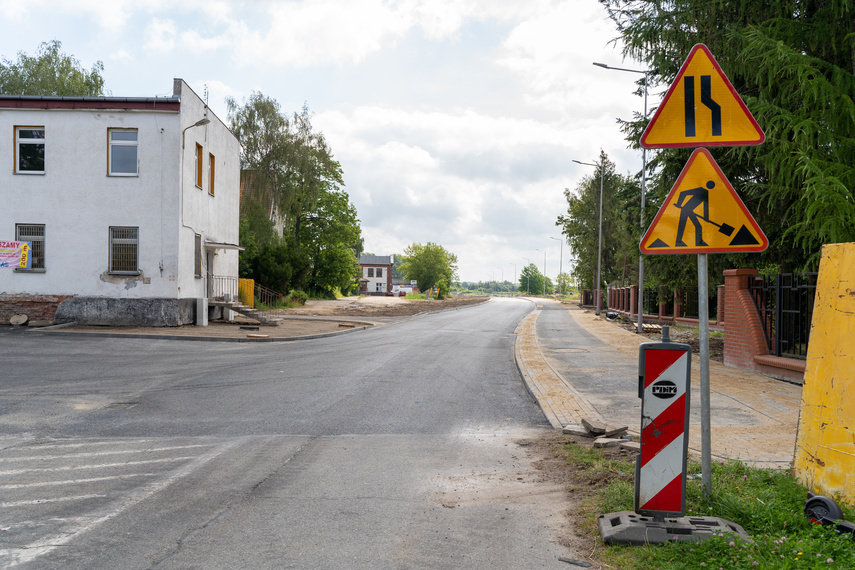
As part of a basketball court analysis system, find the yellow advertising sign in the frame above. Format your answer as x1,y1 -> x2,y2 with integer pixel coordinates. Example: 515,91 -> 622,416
640,149 -> 768,254
640,44 -> 764,148
0,241 -> 30,269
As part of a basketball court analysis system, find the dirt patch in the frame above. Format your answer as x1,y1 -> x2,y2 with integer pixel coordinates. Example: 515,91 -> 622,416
523,430 -> 636,567
279,296 -> 489,318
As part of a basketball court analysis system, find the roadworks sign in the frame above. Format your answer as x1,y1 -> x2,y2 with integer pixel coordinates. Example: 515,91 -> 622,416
640,44 -> 765,148
640,148 -> 768,255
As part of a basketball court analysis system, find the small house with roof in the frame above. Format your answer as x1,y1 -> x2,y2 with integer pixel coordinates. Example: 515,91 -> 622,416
358,255 -> 393,295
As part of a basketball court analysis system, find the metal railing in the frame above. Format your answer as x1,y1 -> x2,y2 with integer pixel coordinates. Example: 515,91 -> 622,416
207,275 -> 239,302
642,287 -> 659,316
679,286 -> 718,321
749,273 -> 817,359
253,282 -> 284,310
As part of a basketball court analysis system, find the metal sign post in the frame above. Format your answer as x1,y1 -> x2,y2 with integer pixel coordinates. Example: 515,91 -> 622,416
698,254 -> 712,494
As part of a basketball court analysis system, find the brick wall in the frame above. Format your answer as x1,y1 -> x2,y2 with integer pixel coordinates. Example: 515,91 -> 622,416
0,294 -> 74,326
723,269 -> 766,368
722,268 -> 805,382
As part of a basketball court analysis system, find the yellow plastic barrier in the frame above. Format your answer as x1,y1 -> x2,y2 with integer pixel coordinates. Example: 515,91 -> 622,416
238,278 -> 255,308
794,243 -> 855,503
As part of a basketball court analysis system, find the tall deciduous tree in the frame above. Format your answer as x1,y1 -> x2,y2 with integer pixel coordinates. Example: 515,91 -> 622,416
556,151 -> 639,291
0,40 -> 105,96
228,94 -> 360,294
399,243 -> 458,295
600,0 -> 855,271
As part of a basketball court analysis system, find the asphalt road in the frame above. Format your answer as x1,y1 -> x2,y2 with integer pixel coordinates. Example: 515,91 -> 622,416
0,297 -> 577,569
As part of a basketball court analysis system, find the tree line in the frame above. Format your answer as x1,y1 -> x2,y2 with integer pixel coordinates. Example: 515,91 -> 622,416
559,1 -> 854,293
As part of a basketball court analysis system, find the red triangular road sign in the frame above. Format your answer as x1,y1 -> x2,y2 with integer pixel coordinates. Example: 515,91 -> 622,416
641,44 -> 764,148
640,148 -> 768,254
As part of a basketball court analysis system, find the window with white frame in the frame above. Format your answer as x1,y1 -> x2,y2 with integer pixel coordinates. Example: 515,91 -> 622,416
375,283 -> 383,292
15,127 -> 45,173
109,226 -> 139,274
108,128 -> 138,175
15,223 -> 45,270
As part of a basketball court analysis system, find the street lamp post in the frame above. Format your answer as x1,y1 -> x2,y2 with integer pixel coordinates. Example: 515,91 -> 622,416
593,61 -> 649,332
521,257 -> 530,295
550,236 -> 563,296
573,158 -> 605,315
535,249 -> 546,296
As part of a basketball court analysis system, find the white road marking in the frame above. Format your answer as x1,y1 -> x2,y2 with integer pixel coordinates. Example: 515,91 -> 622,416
0,456 -> 197,477
0,444 -> 213,462
1,494 -> 108,508
0,472 -> 158,489
0,438 -> 244,567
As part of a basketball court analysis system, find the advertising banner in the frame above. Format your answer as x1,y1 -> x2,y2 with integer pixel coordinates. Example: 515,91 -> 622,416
0,241 -> 31,269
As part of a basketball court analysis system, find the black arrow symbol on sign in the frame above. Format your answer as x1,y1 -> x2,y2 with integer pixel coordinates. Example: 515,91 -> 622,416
684,75 -> 722,138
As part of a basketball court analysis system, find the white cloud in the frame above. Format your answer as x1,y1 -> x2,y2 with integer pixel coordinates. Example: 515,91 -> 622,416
144,18 -> 178,53
0,0 -> 28,21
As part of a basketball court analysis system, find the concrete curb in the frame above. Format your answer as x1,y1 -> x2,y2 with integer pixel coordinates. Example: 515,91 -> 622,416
513,300 -> 605,430
26,322 -> 372,343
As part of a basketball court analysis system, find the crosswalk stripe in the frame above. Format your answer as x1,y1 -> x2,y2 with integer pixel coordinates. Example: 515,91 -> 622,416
1,494 -> 108,508
0,456 -> 196,477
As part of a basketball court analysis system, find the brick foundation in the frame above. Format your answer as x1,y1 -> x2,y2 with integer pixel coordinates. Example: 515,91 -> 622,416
0,294 -> 75,326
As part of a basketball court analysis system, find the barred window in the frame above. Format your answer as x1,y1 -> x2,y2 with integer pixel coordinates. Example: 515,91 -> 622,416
109,226 -> 139,274
108,128 -> 138,175
376,268 -> 383,278
15,224 -> 45,270
16,126 -> 45,173
367,267 -> 374,277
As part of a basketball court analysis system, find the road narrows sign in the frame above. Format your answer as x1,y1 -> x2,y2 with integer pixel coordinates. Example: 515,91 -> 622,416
640,148 -> 768,255
640,44 -> 765,148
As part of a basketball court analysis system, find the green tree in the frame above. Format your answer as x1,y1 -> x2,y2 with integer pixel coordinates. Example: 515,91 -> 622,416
556,272 -> 573,296
0,40 -> 105,96
300,187 -> 362,297
556,151 -> 639,291
229,94 -> 360,294
600,0 -> 855,271
519,263 -> 544,296
399,243 -> 458,294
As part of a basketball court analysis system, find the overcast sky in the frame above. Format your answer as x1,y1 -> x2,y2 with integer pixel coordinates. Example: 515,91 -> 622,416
1,0 -> 651,283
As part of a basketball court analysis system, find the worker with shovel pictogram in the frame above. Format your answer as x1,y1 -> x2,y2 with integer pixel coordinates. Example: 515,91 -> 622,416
673,180 -> 735,247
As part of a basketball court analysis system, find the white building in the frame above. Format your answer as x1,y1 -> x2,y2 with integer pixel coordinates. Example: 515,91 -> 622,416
0,79 -> 241,326
358,255 -> 393,295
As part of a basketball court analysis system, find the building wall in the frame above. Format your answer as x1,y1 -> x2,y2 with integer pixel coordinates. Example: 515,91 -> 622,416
175,80 -> 240,300
361,265 -> 393,293
0,103 -> 182,300
0,79 -> 241,326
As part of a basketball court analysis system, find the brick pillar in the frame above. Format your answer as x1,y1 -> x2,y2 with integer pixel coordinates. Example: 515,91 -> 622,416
716,284 -> 726,325
673,289 -> 683,319
630,285 -> 638,317
723,269 -> 769,370
658,285 -> 670,321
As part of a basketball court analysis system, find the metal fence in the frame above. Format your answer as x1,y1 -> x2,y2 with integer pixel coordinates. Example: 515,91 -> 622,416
679,287 -> 718,321
207,275 -> 239,302
642,287 -> 659,316
749,273 -> 817,359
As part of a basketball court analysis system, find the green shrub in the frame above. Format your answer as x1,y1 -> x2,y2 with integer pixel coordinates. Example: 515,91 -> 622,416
288,290 -> 308,306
